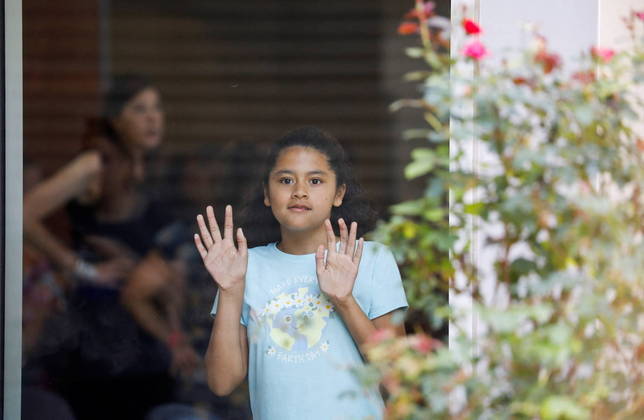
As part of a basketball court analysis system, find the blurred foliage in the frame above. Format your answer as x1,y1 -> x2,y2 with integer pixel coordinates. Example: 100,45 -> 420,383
363,1 -> 644,418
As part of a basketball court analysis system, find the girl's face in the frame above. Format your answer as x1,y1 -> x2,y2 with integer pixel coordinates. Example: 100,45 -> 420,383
264,146 -> 346,236
112,87 -> 164,152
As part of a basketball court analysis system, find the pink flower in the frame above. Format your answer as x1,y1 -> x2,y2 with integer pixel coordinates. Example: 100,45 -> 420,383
369,328 -> 395,344
462,18 -> 482,35
462,40 -> 488,60
398,22 -> 420,35
408,334 -> 440,354
405,2 -> 436,20
591,46 -> 615,63
634,11 -> 644,21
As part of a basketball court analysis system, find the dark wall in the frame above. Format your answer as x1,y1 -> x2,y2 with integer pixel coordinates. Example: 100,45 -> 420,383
109,0 -> 420,218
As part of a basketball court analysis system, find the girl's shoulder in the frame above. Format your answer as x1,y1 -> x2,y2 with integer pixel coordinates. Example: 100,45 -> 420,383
361,240 -> 393,259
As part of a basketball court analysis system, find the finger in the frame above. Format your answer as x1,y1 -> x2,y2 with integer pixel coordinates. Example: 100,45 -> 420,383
315,244 -> 326,273
348,221 -> 358,256
353,238 -> 364,265
224,205 -> 234,242
206,206 -> 222,243
196,213 -> 214,249
193,233 -> 208,259
338,218 -> 348,254
325,219 -> 336,255
237,228 -> 248,257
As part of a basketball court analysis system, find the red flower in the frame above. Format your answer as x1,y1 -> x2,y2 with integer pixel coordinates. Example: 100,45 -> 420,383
512,77 -> 529,86
462,40 -> 488,60
591,46 -> 615,63
462,18 -> 482,35
637,139 -> 644,152
634,11 -> 644,21
572,70 -> 595,84
535,49 -> 561,74
398,22 -> 420,35
404,2 -> 436,20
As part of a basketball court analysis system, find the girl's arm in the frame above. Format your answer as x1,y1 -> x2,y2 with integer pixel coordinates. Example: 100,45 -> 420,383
205,290 -> 248,396
194,205 -> 249,395
24,150 -> 133,284
316,219 -> 405,354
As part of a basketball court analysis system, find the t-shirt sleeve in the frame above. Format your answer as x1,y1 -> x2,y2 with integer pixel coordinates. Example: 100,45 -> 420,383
210,289 -> 249,326
367,244 -> 409,320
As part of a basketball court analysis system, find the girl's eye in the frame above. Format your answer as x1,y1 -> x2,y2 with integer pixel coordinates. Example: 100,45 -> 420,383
310,178 -> 322,185
279,177 -> 294,185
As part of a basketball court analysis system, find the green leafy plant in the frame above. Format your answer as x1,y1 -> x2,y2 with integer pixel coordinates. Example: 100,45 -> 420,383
362,2 -> 644,418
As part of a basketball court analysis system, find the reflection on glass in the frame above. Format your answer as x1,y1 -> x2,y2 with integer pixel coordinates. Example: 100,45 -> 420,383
21,1 -> 438,419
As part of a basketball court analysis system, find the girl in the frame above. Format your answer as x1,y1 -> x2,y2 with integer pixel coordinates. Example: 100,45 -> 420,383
195,127 -> 408,419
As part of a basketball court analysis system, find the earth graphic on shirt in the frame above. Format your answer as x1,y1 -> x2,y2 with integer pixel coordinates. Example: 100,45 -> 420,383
260,287 -> 334,352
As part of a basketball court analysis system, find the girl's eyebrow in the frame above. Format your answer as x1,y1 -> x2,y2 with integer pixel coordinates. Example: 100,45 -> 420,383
272,169 -> 329,176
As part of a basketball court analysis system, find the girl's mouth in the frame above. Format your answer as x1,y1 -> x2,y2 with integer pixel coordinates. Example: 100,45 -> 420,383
288,205 -> 311,212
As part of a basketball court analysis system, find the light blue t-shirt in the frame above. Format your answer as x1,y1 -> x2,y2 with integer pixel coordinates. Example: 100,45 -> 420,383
211,241 -> 408,420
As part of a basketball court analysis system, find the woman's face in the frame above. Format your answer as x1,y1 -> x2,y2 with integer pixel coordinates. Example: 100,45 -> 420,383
112,87 -> 164,152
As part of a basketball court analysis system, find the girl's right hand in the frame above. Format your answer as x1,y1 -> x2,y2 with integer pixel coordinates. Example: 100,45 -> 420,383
194,205 -> 247,293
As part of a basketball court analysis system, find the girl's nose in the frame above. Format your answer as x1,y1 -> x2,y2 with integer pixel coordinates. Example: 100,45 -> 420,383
292,184 -> 308,198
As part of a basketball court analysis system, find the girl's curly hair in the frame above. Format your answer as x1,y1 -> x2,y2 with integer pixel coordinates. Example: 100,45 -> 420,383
240,126 -> 378,248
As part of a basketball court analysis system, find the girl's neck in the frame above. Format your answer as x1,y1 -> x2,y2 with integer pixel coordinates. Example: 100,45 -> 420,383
277,227 -> 336,255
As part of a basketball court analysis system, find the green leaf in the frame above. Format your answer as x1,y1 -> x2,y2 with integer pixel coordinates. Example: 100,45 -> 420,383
405,47 -> 424,58
411,148 -> 435,160
423,208 -> 444,222
403,129 -> 432,140
404,71 -> 432,81
405,158 -> 435,179
390,199 -> 424,216
510,258 -> 537,277
464,202 -> 485,215
540,396 -> 589,420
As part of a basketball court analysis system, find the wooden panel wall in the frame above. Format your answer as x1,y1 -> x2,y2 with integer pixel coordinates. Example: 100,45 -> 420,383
23,0 -> 102,175
23,0 -> 448,219
109,0 -> 420,217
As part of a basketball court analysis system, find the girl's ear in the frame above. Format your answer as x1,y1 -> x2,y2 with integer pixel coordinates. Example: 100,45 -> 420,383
333,184 -> 347,207
263,185 -> 271,207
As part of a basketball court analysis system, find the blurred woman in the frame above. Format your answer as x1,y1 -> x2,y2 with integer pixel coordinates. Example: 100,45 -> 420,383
24,75 -> 198,420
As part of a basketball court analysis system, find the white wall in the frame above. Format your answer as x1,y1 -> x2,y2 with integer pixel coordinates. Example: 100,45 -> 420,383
449,0 -> 641,346
481,0 -> 599,67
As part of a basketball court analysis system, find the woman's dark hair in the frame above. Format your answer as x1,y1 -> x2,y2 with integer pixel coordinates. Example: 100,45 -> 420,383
79,74 -> 158,207
240,126 -> 378,247
83,74 -> 155,152
104,74 -> 154,119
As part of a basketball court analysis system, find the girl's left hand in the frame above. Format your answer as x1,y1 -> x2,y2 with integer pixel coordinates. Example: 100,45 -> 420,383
316,218 -> 364,303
